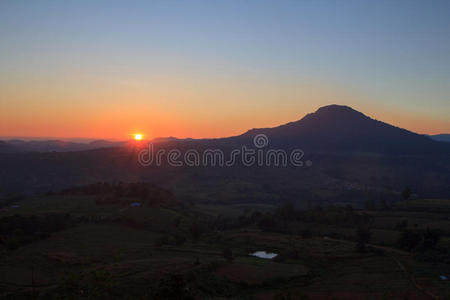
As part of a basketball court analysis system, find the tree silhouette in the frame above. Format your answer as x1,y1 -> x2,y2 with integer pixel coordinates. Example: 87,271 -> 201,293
402,187 -> 411,201
355,227 -> 372,253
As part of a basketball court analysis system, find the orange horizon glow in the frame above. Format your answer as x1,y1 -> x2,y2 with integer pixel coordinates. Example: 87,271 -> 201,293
0,83 -> 448,140
1,106 -> 448,142
1,64 -> 449,140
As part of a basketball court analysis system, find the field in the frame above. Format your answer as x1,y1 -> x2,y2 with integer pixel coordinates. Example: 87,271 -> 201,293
0,188 -> 449,299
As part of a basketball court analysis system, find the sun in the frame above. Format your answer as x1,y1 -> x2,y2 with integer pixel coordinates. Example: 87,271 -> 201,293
133,133 -> 143,141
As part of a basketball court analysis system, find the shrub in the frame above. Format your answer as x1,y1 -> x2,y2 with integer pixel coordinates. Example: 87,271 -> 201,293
398,228 -> 440,252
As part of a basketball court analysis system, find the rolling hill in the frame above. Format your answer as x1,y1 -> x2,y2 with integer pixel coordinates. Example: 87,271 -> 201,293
0,105 -> 448,202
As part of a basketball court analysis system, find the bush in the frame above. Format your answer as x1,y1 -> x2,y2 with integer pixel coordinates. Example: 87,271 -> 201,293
421,228 -> 441,251
398,228 -> 441,252
402,187 -> 412,201
398,229 -> 422,251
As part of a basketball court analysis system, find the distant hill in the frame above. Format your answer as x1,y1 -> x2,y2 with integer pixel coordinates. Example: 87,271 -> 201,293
0,139 -> 127,153
87,139 -> 127,148
0,141 -> 18,153
239,105 -> 449,154
0,105 -> 448,201
3,106 -> 446,155
0,137 -> 198,153
149,136 -> 196,143
429,134 -> 450,143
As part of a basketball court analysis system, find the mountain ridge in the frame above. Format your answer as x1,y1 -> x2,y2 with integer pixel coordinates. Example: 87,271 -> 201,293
0,104 -> 448,197
239,104 -> 447,154
1,105 -> 448,155
429,134 -> 450,143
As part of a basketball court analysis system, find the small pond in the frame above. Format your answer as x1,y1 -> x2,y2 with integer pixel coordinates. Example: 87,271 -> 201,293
249,251 -> 278,259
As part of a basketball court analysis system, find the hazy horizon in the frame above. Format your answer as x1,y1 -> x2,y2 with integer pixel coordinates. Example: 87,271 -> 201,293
1,103 -> 449,142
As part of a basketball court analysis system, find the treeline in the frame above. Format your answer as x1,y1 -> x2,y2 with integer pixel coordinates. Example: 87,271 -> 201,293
398,228 -> 441,252
53,182 -> 176,206
0,193 -> 25,209
235,203 -> 373,233
397,227 -> 449,263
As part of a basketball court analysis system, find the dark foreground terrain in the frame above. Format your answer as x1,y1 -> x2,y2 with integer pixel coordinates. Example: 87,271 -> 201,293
0,183 -> 449,299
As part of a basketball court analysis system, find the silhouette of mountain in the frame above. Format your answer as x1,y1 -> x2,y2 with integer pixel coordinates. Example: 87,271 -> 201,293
88,140 -> 127,148
0,137 -> 199,153
0,105 -> 448,199
0,141 -> 18,153
0,139 -> 127,153
429,134 -> 450,143
149,136 -> 195,143
2,105 -> 445,155
5,140 -> 85,152
240,104 -> 448,154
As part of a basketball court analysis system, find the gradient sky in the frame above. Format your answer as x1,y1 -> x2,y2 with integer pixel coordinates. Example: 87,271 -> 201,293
1,0 -> 449,140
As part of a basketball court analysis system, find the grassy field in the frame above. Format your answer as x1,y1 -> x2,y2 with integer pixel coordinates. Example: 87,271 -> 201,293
193,203 -> 276,218
0,192 -> 449,299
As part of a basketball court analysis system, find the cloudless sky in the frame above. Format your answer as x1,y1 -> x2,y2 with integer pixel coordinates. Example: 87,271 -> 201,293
1,0 -> 449,139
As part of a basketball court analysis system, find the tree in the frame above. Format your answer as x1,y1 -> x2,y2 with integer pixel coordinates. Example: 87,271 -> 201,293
398,229 -> 422,251
223,248 -> 233,262
421,228 -> 441,251
344,204 -> 353,212
275,202 -> 297,221
355,227 -> 372,253
402,187 -> 411,201
189,222 -> 204,240
398,228 -> 441,252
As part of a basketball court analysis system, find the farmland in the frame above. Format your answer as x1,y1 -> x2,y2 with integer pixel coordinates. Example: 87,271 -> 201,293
0,183 -> 449,299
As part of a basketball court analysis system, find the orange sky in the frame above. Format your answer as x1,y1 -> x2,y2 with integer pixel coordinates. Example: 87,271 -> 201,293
1,77 -> 448,140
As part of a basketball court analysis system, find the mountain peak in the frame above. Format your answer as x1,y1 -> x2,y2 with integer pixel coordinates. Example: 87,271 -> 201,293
241,104 -> 448,154
312,104 -> 366,118
296,104 -> 370,128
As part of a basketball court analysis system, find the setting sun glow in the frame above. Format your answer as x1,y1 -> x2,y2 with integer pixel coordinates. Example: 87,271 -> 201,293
133,133 -> 143,141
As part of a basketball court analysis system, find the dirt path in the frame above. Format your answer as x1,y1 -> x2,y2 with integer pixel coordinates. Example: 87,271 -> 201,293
389,255 -> 439,300
327,237 -> 440,300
